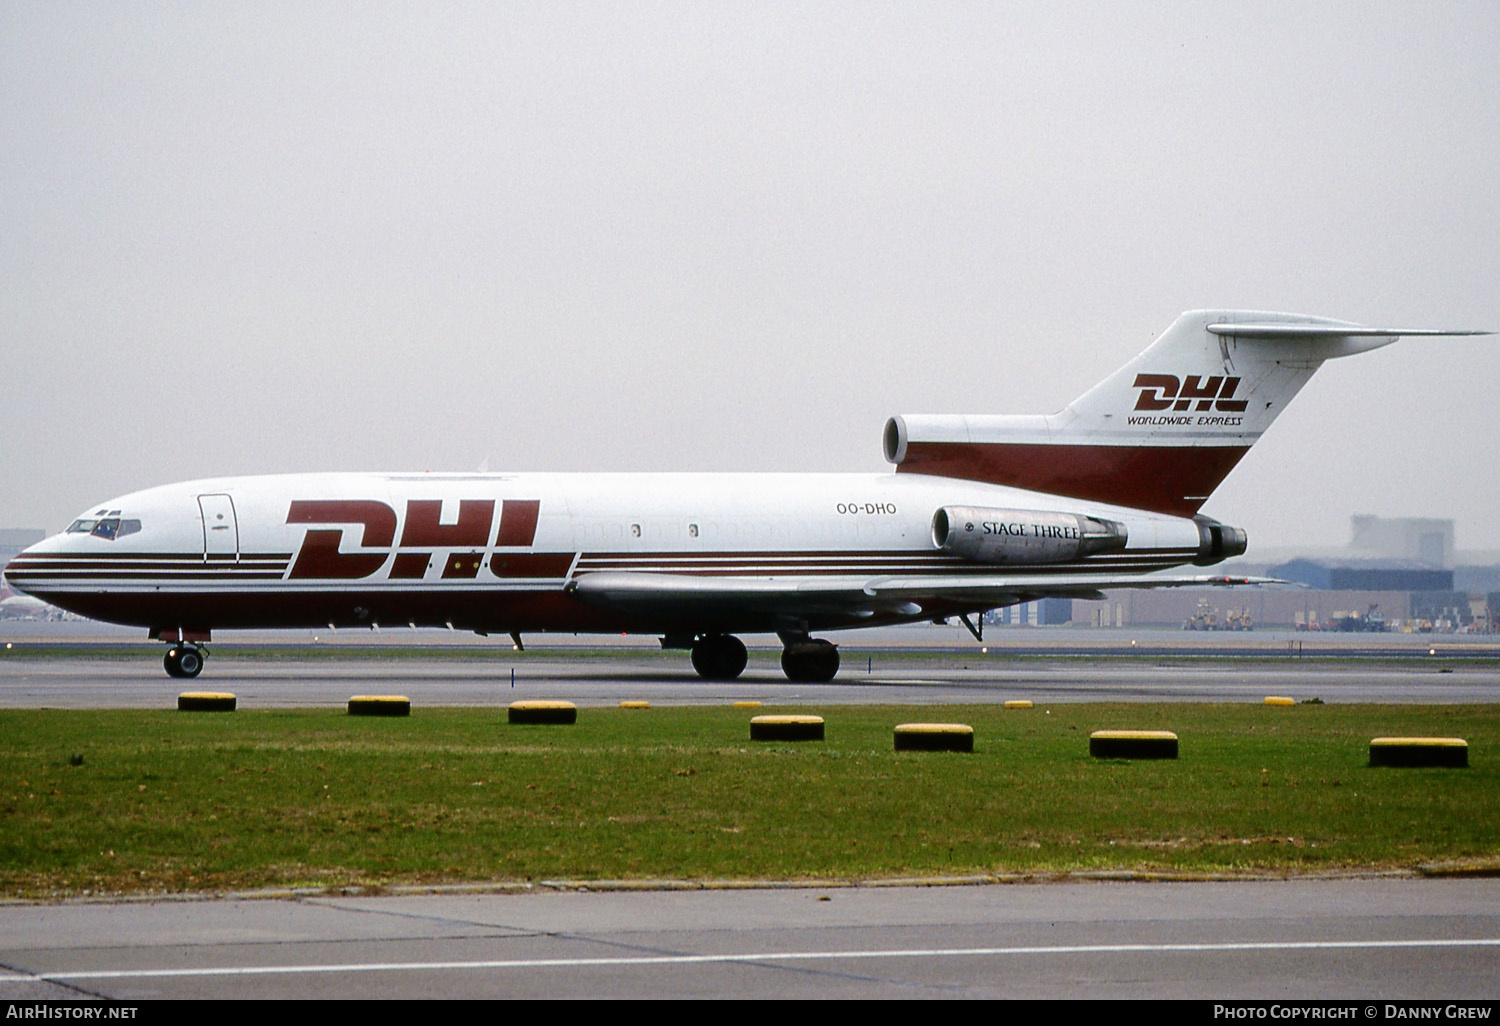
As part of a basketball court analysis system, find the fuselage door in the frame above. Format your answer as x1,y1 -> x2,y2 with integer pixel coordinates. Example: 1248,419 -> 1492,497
198,494 -> 239,562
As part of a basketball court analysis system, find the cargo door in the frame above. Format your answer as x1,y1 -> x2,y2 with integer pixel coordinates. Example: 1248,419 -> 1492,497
198,494 -> 239,562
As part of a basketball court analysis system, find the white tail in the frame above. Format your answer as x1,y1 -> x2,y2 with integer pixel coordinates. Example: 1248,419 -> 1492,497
884,310 -> 1487,516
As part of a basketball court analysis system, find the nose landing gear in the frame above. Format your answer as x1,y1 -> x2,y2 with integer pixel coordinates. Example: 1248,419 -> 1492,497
164,644 -> 206,679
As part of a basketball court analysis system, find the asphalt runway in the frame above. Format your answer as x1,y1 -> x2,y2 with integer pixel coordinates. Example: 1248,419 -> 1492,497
2,649 -> 1498,707
3,879 -> 1498,999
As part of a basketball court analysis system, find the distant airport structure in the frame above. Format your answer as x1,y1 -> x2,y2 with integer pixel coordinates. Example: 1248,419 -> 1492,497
1350,515 -> 1454,568
0,529 -> 44,556
1068,516 -> 1498,633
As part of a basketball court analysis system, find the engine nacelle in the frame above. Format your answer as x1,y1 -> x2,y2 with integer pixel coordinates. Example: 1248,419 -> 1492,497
931,506 -> 1128,565
1192,515 -> 1248,566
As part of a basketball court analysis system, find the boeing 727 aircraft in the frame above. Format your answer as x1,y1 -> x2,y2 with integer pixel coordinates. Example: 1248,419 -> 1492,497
4,310 -> 1486,681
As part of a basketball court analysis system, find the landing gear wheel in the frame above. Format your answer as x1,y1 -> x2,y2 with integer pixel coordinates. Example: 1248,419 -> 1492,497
690,634 -> 748,681
781,639 -> 839,683
164,645 -> 204,679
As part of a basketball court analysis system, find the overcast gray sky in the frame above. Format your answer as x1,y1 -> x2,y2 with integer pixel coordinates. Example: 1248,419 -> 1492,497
3,1 -> 1497,551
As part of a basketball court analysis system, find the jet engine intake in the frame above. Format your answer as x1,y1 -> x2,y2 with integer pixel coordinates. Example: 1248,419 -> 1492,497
932,507 -> 1128,565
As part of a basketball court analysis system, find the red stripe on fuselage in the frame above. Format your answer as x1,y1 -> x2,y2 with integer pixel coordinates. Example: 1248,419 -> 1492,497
27,588 -> 946,636
490,552 -> 575,578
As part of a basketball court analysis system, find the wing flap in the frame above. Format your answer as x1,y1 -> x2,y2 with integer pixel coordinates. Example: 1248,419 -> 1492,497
568,570 -> 1282,624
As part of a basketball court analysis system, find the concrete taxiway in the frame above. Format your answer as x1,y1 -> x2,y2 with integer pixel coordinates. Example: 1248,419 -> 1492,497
5,622 -> 1498,709
3,879 -> 1498,999
2,649 -> 1497,707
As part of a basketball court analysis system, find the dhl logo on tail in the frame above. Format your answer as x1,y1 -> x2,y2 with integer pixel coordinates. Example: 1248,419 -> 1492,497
1131,374 -> 1247,413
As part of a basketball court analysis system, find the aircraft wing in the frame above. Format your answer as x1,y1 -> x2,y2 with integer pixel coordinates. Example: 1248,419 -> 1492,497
860,571 -> 1281,603
567,570 -> 1281,624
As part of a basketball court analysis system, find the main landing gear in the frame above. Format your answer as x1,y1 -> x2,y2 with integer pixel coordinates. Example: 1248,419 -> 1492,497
164,644 -> 206,679
685,633 -> 840,683
690,634 -> 748,681
780,636 -> 839,683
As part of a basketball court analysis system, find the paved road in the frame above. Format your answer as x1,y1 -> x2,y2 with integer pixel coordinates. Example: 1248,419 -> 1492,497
2,650 -> 1497,707
2,879 -> 1497,999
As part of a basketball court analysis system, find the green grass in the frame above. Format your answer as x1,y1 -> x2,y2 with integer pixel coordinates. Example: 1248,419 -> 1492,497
1,704 -> 1496,898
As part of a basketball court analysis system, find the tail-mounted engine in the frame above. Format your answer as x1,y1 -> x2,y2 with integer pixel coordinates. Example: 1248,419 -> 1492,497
931,506 -> 1128,565
1192,515 -> 1248,566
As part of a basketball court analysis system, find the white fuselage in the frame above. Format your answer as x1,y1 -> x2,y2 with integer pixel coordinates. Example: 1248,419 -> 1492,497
5,470 -> 1206,637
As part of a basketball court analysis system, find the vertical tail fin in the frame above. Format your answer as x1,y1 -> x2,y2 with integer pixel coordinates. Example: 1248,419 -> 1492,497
884,310 -> 1487,516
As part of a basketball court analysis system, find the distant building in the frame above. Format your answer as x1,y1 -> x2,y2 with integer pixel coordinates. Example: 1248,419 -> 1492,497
1071,588 -> 1417,630
990,598 -> 1072,626
1349,515 -> 1454,568
0,529 -> 45,558
1268,557 -> 1454,592
1068,514 -> 1493,631
1455,565 -> 1500,593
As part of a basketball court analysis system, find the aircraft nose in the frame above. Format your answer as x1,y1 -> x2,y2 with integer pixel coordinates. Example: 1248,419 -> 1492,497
2,545 -> 35,596
2,531 -> 70,598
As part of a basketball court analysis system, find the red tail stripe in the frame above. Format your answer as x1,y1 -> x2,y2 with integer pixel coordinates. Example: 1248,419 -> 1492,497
896,442 -> 1250,517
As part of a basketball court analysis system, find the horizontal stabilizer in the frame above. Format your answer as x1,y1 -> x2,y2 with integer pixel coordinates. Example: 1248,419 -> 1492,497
1206,323 -> 1490,340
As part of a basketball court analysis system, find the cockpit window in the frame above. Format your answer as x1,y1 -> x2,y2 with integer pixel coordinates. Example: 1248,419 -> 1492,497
67,518 -> 141,540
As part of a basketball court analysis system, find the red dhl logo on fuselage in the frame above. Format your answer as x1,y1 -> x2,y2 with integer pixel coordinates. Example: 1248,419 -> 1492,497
1131,374 -> 1248,413
285,499 -> 570,580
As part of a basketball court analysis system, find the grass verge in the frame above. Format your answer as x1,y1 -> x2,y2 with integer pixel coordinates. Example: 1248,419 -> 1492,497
1,703 -> 1495,898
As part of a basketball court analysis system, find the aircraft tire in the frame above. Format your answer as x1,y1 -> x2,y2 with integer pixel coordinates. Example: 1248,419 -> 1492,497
177,691 -> 236,712
177,647 -> 204,678
893,723 -> 974,752
781,640 -> 839,683
164,646 -> 204,679
348,695 -> 412,717
690,635 -> 748,681
508,700 -> 578,725
750,715 -> 825,742
1368,737 -> 1468,768
1089,730 -> 1178,759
